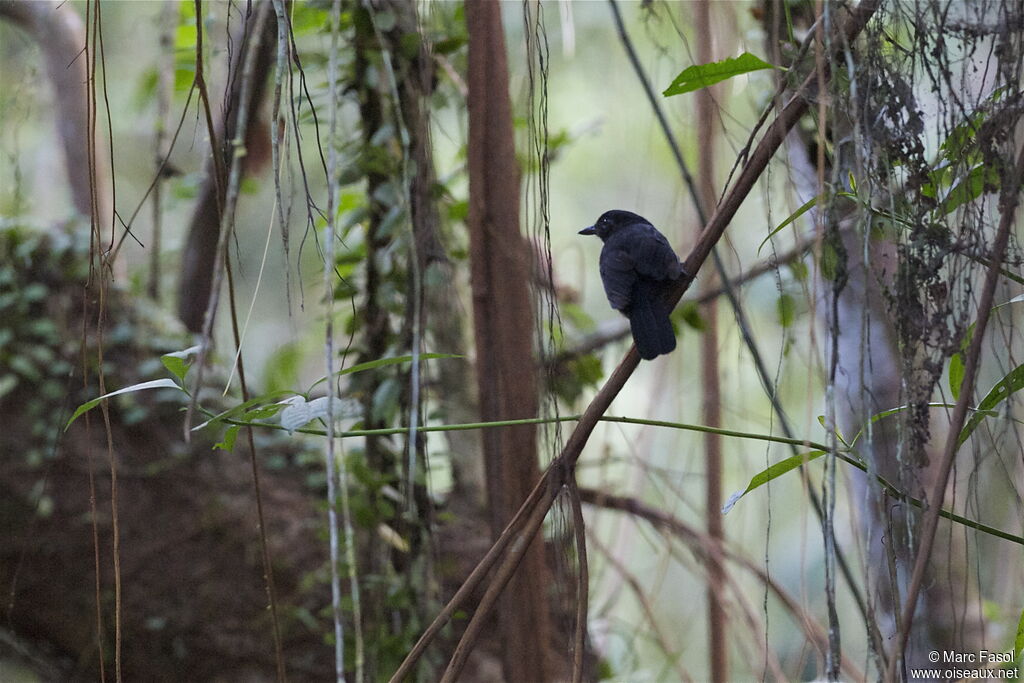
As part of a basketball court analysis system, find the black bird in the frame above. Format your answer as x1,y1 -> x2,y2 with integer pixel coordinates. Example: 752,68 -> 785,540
579,210 -> 684,360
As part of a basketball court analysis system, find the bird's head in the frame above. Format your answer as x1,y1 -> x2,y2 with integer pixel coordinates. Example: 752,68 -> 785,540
579,209 -> 649,241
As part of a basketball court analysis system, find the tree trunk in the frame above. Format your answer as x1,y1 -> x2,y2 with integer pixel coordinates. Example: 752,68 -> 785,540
177,1 -> 277,332
465,2 -> 554,680
0,0 -> 111,231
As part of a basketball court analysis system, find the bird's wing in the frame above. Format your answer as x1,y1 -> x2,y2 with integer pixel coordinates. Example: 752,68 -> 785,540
598,245 -> 636,311
629,224 -> 683,281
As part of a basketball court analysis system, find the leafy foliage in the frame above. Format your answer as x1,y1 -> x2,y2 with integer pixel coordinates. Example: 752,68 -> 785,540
1,224 -> 187,462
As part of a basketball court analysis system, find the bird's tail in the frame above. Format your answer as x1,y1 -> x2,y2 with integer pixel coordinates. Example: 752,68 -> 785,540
630,281 -> 676,360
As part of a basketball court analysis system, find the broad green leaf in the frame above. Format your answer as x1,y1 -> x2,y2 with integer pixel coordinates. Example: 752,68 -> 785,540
263,341 -> 307,394
722,449 -> 826,513
161,345 -> 202,383
561,302 -> 597,333
819,241 -> 840,282
242,404 -> 288,421
949,323 -> 974,400
214,425 -> 240,452
66,378 -> 184,430
958,362 -> 1024,446
937,164 -> 1001,216
663,52 -> 776,97
673,300 -> 706,331
949,296 -> 1024,400
776,293 -> 796,328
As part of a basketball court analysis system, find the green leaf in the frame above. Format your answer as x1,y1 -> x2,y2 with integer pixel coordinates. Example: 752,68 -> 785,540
761,191 -> 856,258
214,425 -> 240,452
722,449 -> 827,513
191,391 -> 296,432
776,293 -> 796,328
161,345 -> 202,383
673,300 -> 706,331
788,259 -> 809,282
949,296 -> 1024,400
663,52 -> 776,97
263,341 -> 306,394
551,353 -> 604,404
66,378 -> 184,430
949,323 -> 974,400
372,377 -> 402,422
242,404 -> 288,421
435,36 -> 466,55
561,302 -> 596,333
848,402 -> 957,447
174,22 -> 197,53
1015,606 -> 1024,662
447,200 -> 469,222
939,88 -> 1005,161
819,241 -> 840,282
759,194 -> 819,255
937,164 -> 1001,216
958,362 -> 1024,447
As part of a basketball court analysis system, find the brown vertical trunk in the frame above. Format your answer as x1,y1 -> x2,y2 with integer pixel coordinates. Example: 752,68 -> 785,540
465,2 -> 553,681
694,3 -> 727,681
176,3 -> 277,332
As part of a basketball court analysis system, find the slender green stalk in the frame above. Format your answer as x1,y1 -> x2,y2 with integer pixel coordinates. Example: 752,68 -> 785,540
211,411 -> 1022,547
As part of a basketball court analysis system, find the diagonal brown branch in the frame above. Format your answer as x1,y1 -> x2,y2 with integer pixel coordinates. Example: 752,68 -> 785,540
390,2 -> 880,679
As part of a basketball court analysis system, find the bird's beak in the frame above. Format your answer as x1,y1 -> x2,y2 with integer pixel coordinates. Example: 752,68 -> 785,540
579,226 -> 596,236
